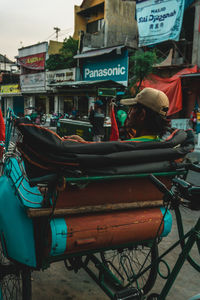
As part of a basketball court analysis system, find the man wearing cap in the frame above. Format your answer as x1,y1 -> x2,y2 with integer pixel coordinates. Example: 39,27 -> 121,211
65,88 -> 169,143
120,87 -> 169,141
89,99 -> 105,142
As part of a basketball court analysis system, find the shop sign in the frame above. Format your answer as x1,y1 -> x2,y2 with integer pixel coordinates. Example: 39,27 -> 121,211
18,52 -> 46,70
20,72 -> 45,92
0,84 -> 20,94
136,0 -> 185,47
82,50 -> 128,86
46,68 -> 76,86
98,88 -> 116,97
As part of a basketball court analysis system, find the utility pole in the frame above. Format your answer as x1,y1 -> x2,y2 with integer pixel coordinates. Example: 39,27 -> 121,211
53,27 -> 61,41
4,55 -> 6,71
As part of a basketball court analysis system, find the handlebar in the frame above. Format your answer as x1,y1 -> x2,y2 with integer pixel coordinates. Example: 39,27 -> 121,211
150,163 -> 200,210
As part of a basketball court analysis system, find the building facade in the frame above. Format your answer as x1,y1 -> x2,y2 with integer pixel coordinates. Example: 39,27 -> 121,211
14,0 -> 200,123
73,0 -> 137,51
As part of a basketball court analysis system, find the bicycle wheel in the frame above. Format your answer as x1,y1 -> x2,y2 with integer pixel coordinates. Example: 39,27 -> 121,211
0,243 -> 32,300
100,243 -> 158,295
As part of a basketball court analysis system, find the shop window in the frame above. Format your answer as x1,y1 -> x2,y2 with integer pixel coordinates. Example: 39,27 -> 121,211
64,99 -> 74,114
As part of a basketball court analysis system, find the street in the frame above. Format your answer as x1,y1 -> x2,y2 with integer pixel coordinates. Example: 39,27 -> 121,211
31,208 -> 200,300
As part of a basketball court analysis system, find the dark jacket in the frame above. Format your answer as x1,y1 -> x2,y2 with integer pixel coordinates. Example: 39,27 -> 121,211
89,109 -> 105,136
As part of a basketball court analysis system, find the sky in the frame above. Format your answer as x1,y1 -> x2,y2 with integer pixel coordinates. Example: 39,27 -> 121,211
0,0 -> 83,62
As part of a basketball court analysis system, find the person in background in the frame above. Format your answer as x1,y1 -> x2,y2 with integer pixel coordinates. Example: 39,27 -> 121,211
71,107 -> 78,119
196,108 -> 200,134
64,88 -> 169,143
89,99 -> 105,142
116,104 -> 127,128
190,108 -> 197,131
120,87 -> 170,141
116,103 -> 128,140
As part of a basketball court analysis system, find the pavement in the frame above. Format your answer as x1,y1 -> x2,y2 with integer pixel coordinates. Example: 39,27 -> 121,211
187,146 -> 200,163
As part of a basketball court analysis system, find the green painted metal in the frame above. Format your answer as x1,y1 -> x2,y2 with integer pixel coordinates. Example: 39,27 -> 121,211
98,88 -> 116,97
65,171 -> 186,183
82,254 -> 123,299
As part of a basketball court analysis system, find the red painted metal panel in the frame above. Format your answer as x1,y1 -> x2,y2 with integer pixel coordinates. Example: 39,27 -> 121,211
47,208 -> 164,255
56,177 -> 171,208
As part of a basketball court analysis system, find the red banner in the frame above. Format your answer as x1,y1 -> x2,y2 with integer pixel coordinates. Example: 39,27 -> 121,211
18,52 -> 46,70
0,109 -> 5,141
109,105 -> 119,141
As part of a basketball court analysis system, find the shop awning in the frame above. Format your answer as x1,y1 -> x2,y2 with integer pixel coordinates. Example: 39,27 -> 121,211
74,46 -> 125,59
48,79 -> 125,89
180,73 -> 200,78
0,93 -> 22,97
133,65 -> 198,116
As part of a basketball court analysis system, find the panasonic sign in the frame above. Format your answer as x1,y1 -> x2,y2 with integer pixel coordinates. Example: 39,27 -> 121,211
83,50 -> 128,86
85,64 -> 126,78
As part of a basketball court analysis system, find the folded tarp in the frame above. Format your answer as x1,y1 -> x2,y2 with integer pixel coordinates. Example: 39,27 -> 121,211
15,118 -> 195,180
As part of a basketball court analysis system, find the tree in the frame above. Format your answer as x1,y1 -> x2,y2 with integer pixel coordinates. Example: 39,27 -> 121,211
46,36 -> 78,70
126,50 -> 160,97
45,54 -> 65,71
59,36 -> 79,67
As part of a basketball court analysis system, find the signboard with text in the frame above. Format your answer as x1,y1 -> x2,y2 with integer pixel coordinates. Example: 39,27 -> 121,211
98,88 -> 116,97
18,52 -> 46,70
46,68 -> 76,89
83,50 -> 128,86
20,72 -> 45,92
0,84 -> 21,94
136,0 -> 185,47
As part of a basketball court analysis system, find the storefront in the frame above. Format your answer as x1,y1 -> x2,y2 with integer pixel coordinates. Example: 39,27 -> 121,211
50,46 -> 129,140
0,84 -> 24,117
18,42 -> 51,115
46,67 -> 78,114
20,72 -> 50,114
53,80 -> 124,139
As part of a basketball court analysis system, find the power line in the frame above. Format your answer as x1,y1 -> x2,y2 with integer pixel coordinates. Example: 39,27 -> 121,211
43,27 -> 73,42
44,32 -> 56,40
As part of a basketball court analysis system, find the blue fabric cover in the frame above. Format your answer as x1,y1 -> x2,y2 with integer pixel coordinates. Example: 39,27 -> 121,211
0,175 -> 36,267
4,157 -> 43,208
160,207 -> 173,237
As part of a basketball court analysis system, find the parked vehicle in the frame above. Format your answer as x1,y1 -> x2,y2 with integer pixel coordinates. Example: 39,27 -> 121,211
25,107 -> 47,125
50,112 -> 69,127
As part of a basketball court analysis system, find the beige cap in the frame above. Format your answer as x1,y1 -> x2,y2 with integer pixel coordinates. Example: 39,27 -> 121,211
120,87 -> 169,117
